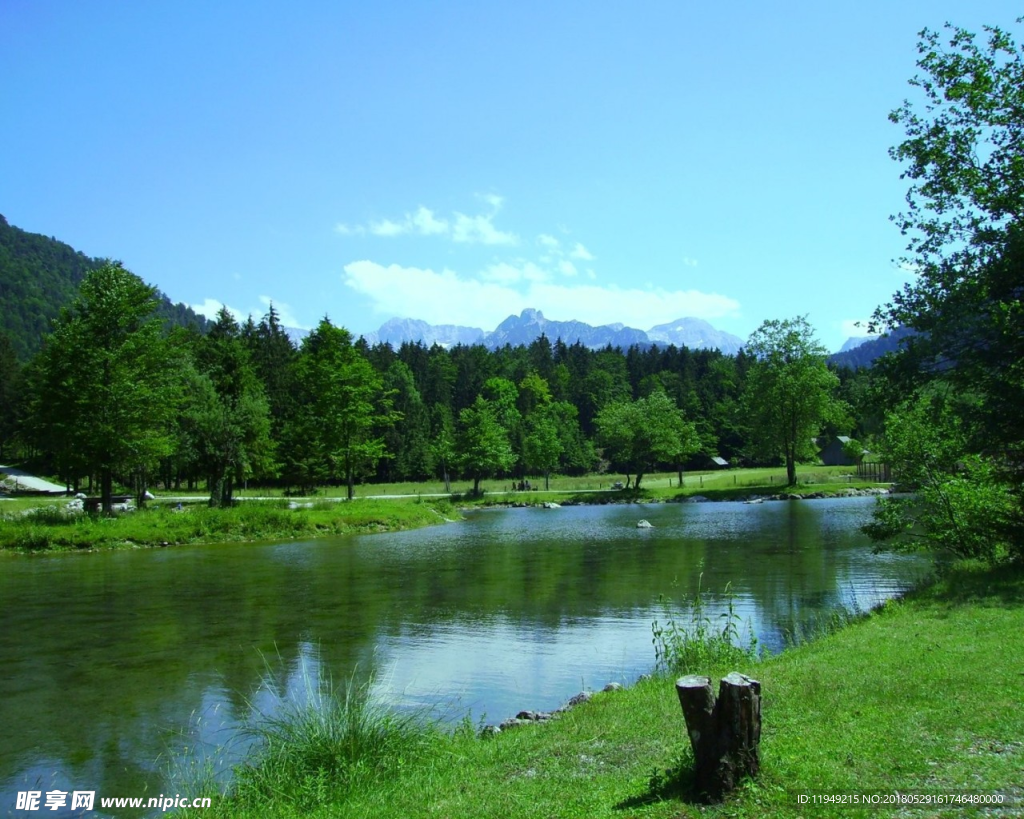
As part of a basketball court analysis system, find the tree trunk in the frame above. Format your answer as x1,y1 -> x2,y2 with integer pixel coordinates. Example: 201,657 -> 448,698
442,464 -> 451,493
675,673 -> 761,802
472,476 -> 481,495
786,449 -> 797,486
101,468 -> 113,514
208,474 -> 222,508
135,470 -> 147,509
544,470 -> 550,491
346,466 -> 354,500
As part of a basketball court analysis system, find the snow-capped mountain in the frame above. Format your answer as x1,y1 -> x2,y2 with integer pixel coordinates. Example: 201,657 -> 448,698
358,309 -> 744,353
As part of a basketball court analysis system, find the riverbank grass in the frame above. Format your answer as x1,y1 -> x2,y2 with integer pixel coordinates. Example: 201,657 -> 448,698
231,675 -> 447,813
180,560 -> 1024,818
0,498 -> 457,552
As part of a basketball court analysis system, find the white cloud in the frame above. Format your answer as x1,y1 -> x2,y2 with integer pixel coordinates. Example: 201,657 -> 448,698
188,298 -> 246,323
369,218 -> 407,237
478,192 -> 504,210
839,318 -> 872,339
569,242 -> 595,261
189,296 -> 310,330
682,257 -> 699,267
334,223 -> 366,236
338,200 -> 516,245
452,212 -> 518,245
468,261 -> 551,285
342,260 -> 739,330
538,233 -> 560,248
410,206 -> 448,235
258,296 -> 307,329
558,260 -> 578,277
480,262 -> 527,285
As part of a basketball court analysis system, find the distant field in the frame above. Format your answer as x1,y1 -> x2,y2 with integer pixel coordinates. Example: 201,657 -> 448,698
219,465 -> 868,500
1,465 -> 871,507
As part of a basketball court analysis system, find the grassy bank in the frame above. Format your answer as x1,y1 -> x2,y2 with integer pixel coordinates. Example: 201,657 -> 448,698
179,561 -> 1024,818
0,466 -> 876,552
0,497 -> 459,552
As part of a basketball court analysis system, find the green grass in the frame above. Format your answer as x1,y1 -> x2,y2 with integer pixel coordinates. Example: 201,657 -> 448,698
0,496 -> 69,514
0,497 -> 458,552
175,560 -> 1024,819
144,465 -> 868,501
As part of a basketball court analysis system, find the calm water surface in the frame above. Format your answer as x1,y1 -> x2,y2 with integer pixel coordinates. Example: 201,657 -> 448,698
0,497 -> 930,816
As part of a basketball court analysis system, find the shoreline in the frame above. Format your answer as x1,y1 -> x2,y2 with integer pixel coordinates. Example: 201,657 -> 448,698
179,560 -> 1023,818
0,482 -> 893,554
470,485 -> 892,510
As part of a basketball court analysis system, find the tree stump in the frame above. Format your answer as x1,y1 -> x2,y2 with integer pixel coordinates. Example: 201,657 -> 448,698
675,672 -> 761,801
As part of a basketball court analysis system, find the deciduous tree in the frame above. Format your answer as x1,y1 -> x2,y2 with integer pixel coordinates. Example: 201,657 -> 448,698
456,396 -> 516,494
289,319 -> 395,499
28,262 -> 180,510
595,390 -> 699,490
0,333 -> 20,460
740,317 -> 845,486
873,19 -> 1024,553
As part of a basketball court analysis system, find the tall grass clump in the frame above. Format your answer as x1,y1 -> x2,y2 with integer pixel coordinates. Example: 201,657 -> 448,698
652,573 -> 758,675
781,602 -> 865,649
231,673 -> 438,812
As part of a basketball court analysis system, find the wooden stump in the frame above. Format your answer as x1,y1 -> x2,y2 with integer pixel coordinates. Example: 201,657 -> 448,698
675,672 -> 761,801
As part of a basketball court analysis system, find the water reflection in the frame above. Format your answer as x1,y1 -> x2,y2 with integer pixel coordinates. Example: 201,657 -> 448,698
0,497 -> 929,816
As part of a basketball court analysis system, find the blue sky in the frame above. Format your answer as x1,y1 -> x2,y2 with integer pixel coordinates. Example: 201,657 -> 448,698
3,2 -> 1020,351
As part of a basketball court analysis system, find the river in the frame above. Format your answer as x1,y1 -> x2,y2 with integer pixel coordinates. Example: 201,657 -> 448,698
0,497 -> 930,816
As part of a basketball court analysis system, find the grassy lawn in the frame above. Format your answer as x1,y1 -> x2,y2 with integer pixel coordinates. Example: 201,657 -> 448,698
179,561 -> 1024,819
139,464 -> 867,499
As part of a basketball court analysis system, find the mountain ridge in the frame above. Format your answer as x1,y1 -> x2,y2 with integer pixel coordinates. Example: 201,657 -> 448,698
359,308 -> 746,353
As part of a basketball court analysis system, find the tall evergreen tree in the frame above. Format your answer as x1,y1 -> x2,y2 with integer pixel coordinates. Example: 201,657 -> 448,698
186,308 -> 274,506
245,303 -> 298,442
381,360 -> 432,481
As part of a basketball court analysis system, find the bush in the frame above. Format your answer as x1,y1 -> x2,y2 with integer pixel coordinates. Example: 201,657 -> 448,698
864,399 -> 1016,562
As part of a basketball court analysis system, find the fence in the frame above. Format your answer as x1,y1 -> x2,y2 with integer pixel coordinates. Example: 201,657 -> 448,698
857,461 -> 892,482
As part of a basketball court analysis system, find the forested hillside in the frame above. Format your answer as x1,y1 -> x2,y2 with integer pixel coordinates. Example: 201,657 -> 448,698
0,214 -> 208,360
828,326 -> 915,369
